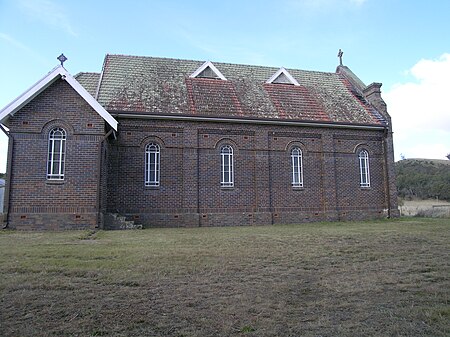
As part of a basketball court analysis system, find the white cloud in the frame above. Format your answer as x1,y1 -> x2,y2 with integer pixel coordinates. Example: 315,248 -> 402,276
0,32 -> 33,52
384,53 -> 450,160
18,0 -> 77,37
0,32 -> 50,70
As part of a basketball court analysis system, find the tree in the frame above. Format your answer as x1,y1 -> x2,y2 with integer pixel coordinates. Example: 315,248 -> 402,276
396,159 -> 450,201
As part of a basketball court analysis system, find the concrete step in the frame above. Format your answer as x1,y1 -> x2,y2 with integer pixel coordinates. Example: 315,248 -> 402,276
104,213 -> 141,230
119,221 -> 143,230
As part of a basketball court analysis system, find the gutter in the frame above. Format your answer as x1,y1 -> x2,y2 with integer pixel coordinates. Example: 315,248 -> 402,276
113,112 -> 387,131
0,124 -> 12,229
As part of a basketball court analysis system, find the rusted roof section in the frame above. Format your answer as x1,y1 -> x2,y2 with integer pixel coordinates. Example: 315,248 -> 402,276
264,83 -> 331,121
96,54 -> 386,126
186,78 -> 243,116
74,72 -> 100,97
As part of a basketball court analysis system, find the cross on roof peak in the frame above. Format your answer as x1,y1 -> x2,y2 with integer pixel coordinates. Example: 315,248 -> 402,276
337,49 -> 343,66
57,53 -> 67,66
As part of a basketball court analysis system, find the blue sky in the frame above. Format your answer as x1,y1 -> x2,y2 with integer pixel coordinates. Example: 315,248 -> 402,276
1,0 -> 449,172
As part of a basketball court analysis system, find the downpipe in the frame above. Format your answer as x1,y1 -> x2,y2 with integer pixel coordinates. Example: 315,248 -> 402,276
0,124 -> 12,229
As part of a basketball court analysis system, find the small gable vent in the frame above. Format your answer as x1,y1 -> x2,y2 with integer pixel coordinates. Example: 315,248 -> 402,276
198,66 -> 220,79
266,67 -> 300,86
273,72 -> 292,84
190,61 -> 227,80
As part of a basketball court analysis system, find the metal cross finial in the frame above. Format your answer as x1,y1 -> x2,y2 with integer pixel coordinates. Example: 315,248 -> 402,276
57,53 -> 67,66
337,49 -> 343,66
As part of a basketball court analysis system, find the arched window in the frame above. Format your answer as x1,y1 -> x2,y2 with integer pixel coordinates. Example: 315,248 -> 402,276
47,128 -> 66,180
359,150 -> 370,187
220,145 -> 234,187
291,147 -> 303,187
145,143 -> 160,186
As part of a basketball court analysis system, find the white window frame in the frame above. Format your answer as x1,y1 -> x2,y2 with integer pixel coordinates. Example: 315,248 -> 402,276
47,127 -> 66,180
291,147 -> 304,187
359,150 -> 370,188
145,143 -> 160,187
220,145 -> 234,187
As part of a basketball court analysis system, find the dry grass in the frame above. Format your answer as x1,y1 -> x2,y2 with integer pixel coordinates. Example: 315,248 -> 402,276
0,218 -> 449,336
400,199 -> 450,217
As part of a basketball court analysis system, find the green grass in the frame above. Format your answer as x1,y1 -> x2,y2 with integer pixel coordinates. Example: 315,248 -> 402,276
0,218 -> 449,336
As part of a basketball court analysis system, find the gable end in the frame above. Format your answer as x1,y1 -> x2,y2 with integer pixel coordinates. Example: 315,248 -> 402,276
0,65 -> 118,131
190,61 -> 227,80
266,67 -> 300,86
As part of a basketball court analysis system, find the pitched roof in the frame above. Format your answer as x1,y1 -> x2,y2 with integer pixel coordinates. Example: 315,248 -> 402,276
0,66 -> 117,130
74,72 -> 100,97
96,54 -> 386,127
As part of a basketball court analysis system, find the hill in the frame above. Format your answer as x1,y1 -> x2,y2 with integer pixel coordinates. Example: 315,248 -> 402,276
396,159 -> 450,201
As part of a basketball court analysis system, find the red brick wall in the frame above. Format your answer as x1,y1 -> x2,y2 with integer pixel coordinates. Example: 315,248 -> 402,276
7,79 -> 105,230
108,118 -> 398,227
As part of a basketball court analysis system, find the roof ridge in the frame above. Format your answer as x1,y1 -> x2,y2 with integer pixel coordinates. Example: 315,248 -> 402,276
105,53 -> 203,64
95,55 -> 111,101
214,60 -> 321,73
74,71 -> 100,78
76,71 -> 100,75
103,53 -> 336,74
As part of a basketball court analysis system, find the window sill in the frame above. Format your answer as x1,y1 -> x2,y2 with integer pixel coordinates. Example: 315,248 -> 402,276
144,186 -> 160,190
292,186 -> 305,190
46,179 -> 65,185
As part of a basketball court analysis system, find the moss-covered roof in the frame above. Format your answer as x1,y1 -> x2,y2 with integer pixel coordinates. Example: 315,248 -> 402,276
74,72 -> 100,97
86,54 -> 386,126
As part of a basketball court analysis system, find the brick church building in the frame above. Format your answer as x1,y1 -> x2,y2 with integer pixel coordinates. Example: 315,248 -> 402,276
0,54 -> 399,230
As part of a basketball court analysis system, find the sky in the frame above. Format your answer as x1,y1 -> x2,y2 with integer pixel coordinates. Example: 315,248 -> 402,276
1,0 -> 449,172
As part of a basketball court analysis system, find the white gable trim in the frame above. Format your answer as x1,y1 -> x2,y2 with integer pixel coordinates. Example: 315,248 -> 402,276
266,67 -> 300,86
0,65 -> 118,131
190,61 -> 227,80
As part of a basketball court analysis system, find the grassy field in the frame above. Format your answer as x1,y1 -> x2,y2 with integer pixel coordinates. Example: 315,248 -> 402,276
0,218 -> 449,337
